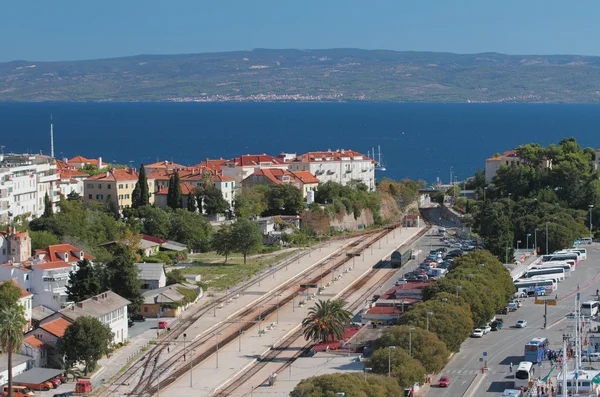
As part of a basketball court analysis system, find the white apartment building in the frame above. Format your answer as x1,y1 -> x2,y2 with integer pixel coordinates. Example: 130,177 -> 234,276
286,149 -> 376,191
0,153 -> 60,222
221,154 -> 288,185
60,291 -> 130,344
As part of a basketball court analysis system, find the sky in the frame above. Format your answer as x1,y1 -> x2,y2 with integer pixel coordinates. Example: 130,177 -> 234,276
1,0 -> 599,62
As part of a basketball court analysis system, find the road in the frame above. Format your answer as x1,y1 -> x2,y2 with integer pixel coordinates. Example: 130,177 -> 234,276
423,243 -> 600,397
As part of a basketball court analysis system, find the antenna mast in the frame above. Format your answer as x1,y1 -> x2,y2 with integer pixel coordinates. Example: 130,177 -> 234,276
50,115 -> 55,158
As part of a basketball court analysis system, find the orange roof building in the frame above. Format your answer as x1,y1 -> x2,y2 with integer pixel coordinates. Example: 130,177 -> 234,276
84,168 -> 155,213
145,160 -> 188,171
221,154 -> 289,185
484,149 -> 552,183
67,155 -> 104,169
242,168 -> 319,198
40,317 -> 72,338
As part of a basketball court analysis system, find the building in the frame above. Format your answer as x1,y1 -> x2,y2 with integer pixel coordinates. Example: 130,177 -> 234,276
140,283 -> 200,318
84,168 -> 155,213
0,153 -> 60,221
287,149 -> 376,191
66,155 -> 104,169
221,154 -> 288,185
0,279 -> 33,331
484,150 -> 553,183
22,316 -> 72,369
0,228 -> 31,264
22,335 -> 50,368
290,171 -> 320,198
242,168 -> 301,190
144,160 -> 188,172
0,354 -> 32,384
60,291 -> 130,344
191,158 -> 227,174
595,148 -> 600,171
55,161 -> 88,198
362,282 -> 428,324
135,263 -> 167,291
153,182 -> 196,210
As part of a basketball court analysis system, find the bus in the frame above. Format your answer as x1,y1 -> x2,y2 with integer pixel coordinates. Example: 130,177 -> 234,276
542,253 -> 579,267
531,264 -> 571,277
524,337 -> 549,363
514,279 -> 556,296
514,361 -> 535,390
527,275 -> 563,285
532,260 -> 573,271
581,301 -> 600,317
568,248 -> 587,260
554,250 -> 583,261
522,268 -> 566,280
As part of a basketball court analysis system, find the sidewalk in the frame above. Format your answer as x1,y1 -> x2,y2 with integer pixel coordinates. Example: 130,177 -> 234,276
163,226 -> 425,397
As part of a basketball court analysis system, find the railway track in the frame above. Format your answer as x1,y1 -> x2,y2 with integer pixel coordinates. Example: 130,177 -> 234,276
100,227 -> 389,396
211,222 -> 432,397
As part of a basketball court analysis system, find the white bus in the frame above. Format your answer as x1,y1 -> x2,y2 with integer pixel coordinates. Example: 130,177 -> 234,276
535,260 -> 574,271
514,279 -> 557,295
568,248 -> 587,260
514,361 -> 535,390
542,253 -> 579,267
554,250 -> 583,261
522,268 -> 566,280
527,274 -> 564,284
531,264 -> 572,277
581,301 -> 600,317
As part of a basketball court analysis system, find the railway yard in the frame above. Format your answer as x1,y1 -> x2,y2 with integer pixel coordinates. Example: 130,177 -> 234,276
95,221 -> 429,397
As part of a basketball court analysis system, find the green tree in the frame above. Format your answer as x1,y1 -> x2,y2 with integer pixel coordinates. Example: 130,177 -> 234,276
372,326 -> 449,373
231,218 -> 263,264
57,316 -> 113,375
291,373 -> 403,397
0,307 -> 27,397
301,299 -> 352,343
479,201 -> 514,259
264,184 -> 305,215
186,192 -> 197,212
166,268 -> 186,285
43,192 -> 54,218
67,191 -> 82,201
169,209 -> 213,252
66,259 -> 106,303
234,187 -> 267,218
213,223 -> 234,262
201,185 -> 230,216
133,205 -> 171,239
29,230 -> 61,252
105,245 -> 143,313
132,164 -> 150,208
0,281 -> 24,312
167,172 -> 183,209
430,190 -> 445,204
368,347 -> 426,388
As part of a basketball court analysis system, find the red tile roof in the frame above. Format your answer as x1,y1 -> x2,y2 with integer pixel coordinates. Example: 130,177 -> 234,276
85,168 -> 139,182
366,306 -> 402,315
292,149 -> 373,163
229,154 -> 286,167
40,318 -> 72,338
68,155 -> 92,163
24,335 -> 48,350
141,235 -> 167,244
155,182 -> 196,196
290,171 -> 320,184
211,175 -> 234,182
32,261 -> 73,270
192,159 -> 227,172
247,168 -> 301,185
35,243 -> 94,262
145,161 -> 188,170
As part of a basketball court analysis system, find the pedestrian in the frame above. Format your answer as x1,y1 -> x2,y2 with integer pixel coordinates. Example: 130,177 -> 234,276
551,385 -> 555,395
537,385 -> 541,395
520,386 -> 524,394
509,362 -> 513,372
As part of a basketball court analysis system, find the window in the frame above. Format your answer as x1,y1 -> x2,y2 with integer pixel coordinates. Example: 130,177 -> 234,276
107,195 -> 111,200
87,184 -> 93,188
126,194 -> 130,199
144,307 -> 148,312
118,184 -> 123,189
125,184 -> 128,188
88,194 -> 92,199
96,194 -> 104,200
25,274 -> 29,280
107,184 -> 112,189
225,183 -> 228,188
98,184 -> 102,189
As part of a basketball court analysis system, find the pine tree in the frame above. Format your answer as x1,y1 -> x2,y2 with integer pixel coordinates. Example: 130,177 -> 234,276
43,192 -> 54,217
186,192 -> 197,212
167,172 -> 183,209
132,164 -> 149,208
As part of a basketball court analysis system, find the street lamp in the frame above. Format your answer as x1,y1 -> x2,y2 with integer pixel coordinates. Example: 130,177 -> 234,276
534,228 -> 539,255
363,367 -> 372,381
426,312 -> 433,331
456,285 -> 462,298
516,240 -> 521,251
590,205 -> 594,238
545,222 -> 549,255
388,346 -> 396,377
409,328 -> 415,357
526,233 -> 531,251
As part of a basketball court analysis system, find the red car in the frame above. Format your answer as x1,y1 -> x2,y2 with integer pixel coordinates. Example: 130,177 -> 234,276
158,320 -> 168,329
438,376 -> 450,387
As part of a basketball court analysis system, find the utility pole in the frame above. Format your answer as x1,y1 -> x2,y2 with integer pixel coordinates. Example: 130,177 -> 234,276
545,222 -> 549,255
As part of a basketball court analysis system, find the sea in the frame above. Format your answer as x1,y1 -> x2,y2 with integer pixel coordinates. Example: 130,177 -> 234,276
1,102 -> 600,184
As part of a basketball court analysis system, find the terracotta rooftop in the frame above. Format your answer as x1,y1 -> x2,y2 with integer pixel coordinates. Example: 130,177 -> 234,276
191,159 -> 227,172
23,335 -> 48,350
248,168 -> 300,185
40,318 -> 72,338
145,160 -> 188,170
228,154 -> 286,167
291,149 -> 373,163
32,261 -> 73,270
85,168 -> 139,182
34,243 -> 94,262
155,182 -> 196,196
290,171 -> 320,184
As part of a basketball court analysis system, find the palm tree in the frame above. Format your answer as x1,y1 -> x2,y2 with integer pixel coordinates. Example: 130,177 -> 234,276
0,307 -> 27,397
302,299 -> 353,344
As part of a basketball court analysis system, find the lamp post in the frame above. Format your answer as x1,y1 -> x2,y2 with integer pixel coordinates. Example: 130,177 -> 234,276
456,285 -> 462,298
590,205 -> 594,238
545,222 -> 549,255
388,346 -> 396,377
216,332 -> 220,368
526,233 -> 531,252
409,328 -> 415,357
484,186 -> 488,201
426,312 -> 433,331
182,333 -> 187,361
516,240 -> 521,252
363,367 -> 372,381
534,228 -> 539,255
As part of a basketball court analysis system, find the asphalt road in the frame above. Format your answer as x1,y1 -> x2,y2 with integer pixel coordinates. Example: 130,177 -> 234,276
423,243 -> 600,397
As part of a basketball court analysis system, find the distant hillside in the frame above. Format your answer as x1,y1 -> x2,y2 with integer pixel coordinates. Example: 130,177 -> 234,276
2,48 -> 600,103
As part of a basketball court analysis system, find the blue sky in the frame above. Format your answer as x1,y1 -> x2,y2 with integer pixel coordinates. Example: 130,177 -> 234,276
1,0 -> 598,62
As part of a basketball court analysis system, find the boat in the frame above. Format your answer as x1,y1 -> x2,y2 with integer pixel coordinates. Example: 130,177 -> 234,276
372,145 -> 386,171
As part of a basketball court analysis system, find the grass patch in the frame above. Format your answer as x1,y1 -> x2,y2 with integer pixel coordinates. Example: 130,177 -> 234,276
181,251 -> 295,292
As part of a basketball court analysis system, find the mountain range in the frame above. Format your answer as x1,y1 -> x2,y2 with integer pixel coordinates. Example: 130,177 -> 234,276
1,48 -> 600,103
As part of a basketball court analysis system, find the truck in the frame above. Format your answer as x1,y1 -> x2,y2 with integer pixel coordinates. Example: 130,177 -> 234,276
391,248 -> 413,269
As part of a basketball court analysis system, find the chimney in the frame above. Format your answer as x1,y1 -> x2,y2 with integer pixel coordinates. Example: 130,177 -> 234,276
92,296 -> 99,301
98,157 -> 103,168
76,302 -> 83,308
105,171 -> 110,178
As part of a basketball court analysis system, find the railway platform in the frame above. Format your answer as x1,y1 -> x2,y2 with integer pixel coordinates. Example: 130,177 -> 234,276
162,225 -> 425,397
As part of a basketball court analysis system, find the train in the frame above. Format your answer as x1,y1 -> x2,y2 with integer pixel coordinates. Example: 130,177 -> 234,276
391,248 -> 413,268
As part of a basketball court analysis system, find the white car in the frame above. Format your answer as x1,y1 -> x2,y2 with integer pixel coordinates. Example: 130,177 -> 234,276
471,328 -> 484,338
482,324 -> 492,334
515,320 -> 527,328
582,352 -> 600,362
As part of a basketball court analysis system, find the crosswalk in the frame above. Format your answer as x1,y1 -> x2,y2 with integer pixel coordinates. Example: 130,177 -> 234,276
443,368 -> 511,375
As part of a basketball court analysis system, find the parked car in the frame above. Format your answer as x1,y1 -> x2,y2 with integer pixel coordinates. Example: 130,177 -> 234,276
438,376 -> 450,387
372,295 -> 381,302
491,319 -> 504,331
515,320 -> 528,328
15,381 -> 53,392
158,320 -> 168,329
75,380 -> 93,394
130,314 -> 146,322
2,386 -> 34,397
48,379 -> 60,388
128,318 -> 135,327
471,328 -> 484,338
512,300 -> 523,308
582,352 -> 600,362
482,324 -> 492,334
497,308 -> 509,315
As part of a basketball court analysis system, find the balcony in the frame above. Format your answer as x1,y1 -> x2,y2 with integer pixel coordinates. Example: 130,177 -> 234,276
43,272 -> 69,282
45,286 -> 67,294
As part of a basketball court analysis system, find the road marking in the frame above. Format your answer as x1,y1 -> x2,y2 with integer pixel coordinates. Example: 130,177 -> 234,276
464,373 -> 486,397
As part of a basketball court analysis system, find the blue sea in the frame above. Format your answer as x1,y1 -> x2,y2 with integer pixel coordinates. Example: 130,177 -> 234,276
1,102 -> 600,184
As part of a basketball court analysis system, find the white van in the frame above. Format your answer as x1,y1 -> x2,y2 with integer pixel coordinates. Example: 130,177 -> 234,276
568,248 -> 587,260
